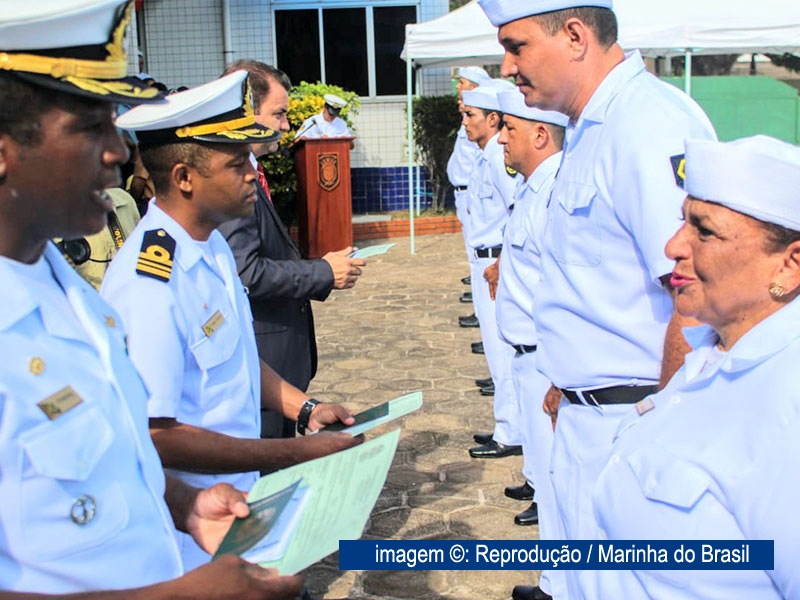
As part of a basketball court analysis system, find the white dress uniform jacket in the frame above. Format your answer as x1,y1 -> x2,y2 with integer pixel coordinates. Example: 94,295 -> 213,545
297,113 -> 352,139
586,298 -> 800,600
464,132 -> 518,251
496,152 -> 566,599
102,200 -> 262,567
447,124 -> 482,262
534,51 -> 716,600
0,245 -> 181,593
534,51 -> 716,389
466,132 -> 520,445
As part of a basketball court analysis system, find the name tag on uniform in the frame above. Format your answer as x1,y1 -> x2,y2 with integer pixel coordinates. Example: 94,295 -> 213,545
37,386 -> 83,420
202,310 -> 226,338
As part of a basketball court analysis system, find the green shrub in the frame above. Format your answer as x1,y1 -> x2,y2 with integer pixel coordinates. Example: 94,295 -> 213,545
262,81 -> 361,224
412,94 -> 461,212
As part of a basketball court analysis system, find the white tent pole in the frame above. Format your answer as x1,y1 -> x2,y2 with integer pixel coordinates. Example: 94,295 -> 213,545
684,50 -> 692,96
407,57 -> 415,254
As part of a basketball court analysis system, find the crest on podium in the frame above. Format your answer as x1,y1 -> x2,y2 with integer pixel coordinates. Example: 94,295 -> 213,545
318,152 -> 340,191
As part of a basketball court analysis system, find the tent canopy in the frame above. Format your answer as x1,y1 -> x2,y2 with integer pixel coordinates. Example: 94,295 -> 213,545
402,0 -> 800,66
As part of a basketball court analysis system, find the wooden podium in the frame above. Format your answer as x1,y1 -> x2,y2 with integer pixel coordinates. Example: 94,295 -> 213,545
293,137 -> 354,258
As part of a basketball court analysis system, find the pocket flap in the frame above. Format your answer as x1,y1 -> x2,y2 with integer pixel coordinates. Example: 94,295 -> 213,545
628,447 -> 712,509
509,223 -> 528,248
478,183 -> 494,199
554,181 -> 596,214
190,311 -> 239,370
21,403 -> 113,481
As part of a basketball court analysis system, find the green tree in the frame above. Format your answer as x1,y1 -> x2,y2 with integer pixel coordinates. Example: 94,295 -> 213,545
767,53 -> 800,73
412,94 -> 461,212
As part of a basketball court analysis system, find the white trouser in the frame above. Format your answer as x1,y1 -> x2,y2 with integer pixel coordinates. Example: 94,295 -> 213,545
511,351 -> 568,598
455,189 -> 473,264
470,256 -> 519,445
551,399 -> 634,600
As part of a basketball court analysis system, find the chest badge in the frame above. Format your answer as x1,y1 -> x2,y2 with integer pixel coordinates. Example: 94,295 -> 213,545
70,494 -> 97,525
104,315 -> 116,328
635,397 -> 655,416
202,310 -> 226,338
37,386 -> 84,420
136,229 -> 176,282
29,357 -> 45,376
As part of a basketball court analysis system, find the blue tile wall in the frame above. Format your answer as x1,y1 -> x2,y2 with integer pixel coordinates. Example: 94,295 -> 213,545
351,166 -> 437,213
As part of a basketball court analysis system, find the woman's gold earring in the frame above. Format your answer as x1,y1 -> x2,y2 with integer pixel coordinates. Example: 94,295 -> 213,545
769,282 -> 786,299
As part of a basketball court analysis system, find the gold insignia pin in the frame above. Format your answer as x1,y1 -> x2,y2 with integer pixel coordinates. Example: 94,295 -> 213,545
202,310 -> 226,338
37,386 -> 84,420
157,229 -> 166,237
105,315 -> 116,328
29,357 -> 45,375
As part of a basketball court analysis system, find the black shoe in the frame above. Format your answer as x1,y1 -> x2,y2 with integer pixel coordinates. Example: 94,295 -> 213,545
460,292 -> 473,303
505,481 -> 534,501
479,384 -> 495,396
461,275 -> 471,285
469,440 -> 522,459
473,432 -> 493,444
514,502 -> 539,526
475,377 -> 493,388
458,314 -> 479,328
471,341 -> 484,354
512,585 -> 552,600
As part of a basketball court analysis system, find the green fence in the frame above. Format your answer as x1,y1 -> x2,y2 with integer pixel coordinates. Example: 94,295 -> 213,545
662,76 -> 800,143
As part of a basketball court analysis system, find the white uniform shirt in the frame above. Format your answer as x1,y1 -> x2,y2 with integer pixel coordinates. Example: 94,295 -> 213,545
0,245 -> 181,592
447,125 -> 481,187
533,51 -> 716,389
465,132 -> 519,249
102,201 -> 261,492
587,298 -> 800,599
496,152 -> 561,347
297,112 -> 352,139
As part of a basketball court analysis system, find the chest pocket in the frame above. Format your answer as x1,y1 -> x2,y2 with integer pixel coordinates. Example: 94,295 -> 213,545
18,402 -> 129,560
549,181 -> 602,267
189,310 -> 240,370
508,221 -> 528,249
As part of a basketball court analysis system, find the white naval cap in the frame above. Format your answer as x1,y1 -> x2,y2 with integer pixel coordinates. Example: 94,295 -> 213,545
323,93 -> 347,108
478,0 -> 614,27
462,79 -> 516,113
0,0 -> 160,103
498,89 -> 569,127
685,135 -> 800,232
116,70 -> 279,146
457,66 -> 491,85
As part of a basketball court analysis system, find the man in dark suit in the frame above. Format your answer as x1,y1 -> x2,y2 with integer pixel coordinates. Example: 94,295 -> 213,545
219,60 -> 366,439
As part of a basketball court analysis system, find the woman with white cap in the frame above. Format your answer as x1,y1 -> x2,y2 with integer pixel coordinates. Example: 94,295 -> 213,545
585,135 -> 800,599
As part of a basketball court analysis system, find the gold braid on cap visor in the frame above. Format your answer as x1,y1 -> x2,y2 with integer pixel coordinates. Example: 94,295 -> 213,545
174,77 -> 273,139
0,1 -> 157,99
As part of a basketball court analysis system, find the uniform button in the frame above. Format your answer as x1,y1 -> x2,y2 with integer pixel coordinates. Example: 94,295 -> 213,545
672,395 -> 681,404
300,305 -> 306,313
70,494 -> 97,525
29,357 -> 46,375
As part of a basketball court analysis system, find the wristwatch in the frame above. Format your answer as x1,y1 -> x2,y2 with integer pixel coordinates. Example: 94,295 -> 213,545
296,398 -> 320,435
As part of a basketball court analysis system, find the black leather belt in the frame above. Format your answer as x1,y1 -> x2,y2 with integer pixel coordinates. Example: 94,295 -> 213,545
513,344 -> 537,354
475,246 -> 502,258
454,185 -> 468,192
561,384 -> 659,407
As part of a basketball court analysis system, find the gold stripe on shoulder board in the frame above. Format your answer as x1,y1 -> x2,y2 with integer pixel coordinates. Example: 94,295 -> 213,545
136,229 -> 176,282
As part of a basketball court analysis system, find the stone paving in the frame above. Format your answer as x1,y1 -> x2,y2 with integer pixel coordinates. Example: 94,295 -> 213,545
303,232 -> 542,600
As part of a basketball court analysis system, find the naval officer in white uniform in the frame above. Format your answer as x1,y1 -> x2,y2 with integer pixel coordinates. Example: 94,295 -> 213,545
103,71 -> 360,569
0,1 -> 303,597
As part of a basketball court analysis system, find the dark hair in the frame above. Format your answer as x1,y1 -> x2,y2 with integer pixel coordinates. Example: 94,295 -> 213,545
139,142 -> 213,192
761,221 -> 800,254
546,123 -> 566,151
222,60 -> 291,114
0,72 -> 99,146
532,7 -> 618,48
478,108 -> 504,129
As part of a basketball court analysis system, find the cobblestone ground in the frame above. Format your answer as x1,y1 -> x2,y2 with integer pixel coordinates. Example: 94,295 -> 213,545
303,233 -> 542,600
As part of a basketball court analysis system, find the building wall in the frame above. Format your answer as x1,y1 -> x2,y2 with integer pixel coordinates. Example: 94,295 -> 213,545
137,0 -> 451,212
